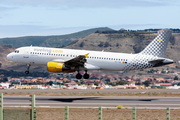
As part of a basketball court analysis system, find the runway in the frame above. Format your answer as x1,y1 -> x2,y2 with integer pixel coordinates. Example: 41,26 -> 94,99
1,89 -> 180,93
3,96 -> 180,108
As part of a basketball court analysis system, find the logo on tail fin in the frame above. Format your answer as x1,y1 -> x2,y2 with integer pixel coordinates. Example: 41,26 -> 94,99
140,29 -> 172,57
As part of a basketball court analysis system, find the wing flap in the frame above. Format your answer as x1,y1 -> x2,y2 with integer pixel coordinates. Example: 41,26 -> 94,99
84,63 -> 100,70
52,53 -> 89,67
52,59 -> 65,63
64,53 -> 89,67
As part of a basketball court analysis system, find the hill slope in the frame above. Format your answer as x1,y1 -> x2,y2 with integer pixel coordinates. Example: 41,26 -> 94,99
0,27 -> 112,48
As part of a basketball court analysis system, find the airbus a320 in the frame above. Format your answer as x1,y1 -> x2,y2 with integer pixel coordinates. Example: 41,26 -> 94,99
7,29 -> 173,79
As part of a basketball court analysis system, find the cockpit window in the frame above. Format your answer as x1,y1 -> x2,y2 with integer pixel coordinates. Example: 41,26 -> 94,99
14,50 -> 19,53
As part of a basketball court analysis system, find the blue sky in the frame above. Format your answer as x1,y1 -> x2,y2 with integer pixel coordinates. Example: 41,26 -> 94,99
0,0 -> 180,38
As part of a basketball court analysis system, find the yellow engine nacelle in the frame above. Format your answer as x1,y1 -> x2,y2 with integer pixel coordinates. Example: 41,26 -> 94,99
47,62 -> 75,73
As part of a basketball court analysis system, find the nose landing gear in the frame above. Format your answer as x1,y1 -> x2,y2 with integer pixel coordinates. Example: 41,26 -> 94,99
25,64 -> 31,74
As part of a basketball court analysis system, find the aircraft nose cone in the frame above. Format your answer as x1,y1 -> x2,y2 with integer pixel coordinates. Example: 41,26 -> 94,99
7,53 -> 13,60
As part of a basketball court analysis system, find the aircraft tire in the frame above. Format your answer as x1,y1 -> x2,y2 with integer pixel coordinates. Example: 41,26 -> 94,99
76,73 -> 82,79
83,74 -> 89,79
25,71 -> 29,74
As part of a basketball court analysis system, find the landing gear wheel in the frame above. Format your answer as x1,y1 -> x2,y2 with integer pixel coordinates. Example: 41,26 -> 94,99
25,64 -> 31,74
25,71 -> 29,74
83,73 -> 89,79
76,73 -> 82,79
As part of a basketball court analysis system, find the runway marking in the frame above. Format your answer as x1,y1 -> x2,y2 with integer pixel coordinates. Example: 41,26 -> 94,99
3,103 -> 180,106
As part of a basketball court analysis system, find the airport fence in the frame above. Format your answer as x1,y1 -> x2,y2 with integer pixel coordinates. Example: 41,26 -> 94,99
0,93 -> 175,120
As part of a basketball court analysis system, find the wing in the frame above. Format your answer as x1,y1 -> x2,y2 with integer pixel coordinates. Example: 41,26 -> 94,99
64,53 -> 89,67
51,53 -> 100,70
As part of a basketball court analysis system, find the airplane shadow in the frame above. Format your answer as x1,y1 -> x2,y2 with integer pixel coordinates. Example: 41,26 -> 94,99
4,97 -> 158,103
43,97 -> 157,102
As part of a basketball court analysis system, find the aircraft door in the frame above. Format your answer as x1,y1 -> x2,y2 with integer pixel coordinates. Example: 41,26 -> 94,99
23,49 -> 29,58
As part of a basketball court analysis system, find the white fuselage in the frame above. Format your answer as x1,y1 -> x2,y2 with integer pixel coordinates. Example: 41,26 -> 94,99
7,46 -> 173,72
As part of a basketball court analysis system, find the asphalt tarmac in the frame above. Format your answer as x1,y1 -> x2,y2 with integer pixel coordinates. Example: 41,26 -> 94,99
1,89 -> 180,108
1,89 -> 180,93
3,96 -> 180,108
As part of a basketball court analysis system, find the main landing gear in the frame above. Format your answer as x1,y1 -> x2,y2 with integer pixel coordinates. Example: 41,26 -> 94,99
25,64 -> 30,74
76,70 -> 89,79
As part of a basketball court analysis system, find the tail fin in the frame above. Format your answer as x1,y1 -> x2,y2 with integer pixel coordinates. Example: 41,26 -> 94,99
139,29 -> 172,57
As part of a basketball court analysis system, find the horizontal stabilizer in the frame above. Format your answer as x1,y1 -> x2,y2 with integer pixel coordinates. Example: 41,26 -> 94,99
149,58 -> 173,67
148,59 -> 165,64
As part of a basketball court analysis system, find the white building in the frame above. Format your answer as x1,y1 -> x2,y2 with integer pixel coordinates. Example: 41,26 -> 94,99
0,83 -> 10,89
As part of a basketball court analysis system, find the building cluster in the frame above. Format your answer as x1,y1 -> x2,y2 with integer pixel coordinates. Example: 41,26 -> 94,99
0,71 -> 180,90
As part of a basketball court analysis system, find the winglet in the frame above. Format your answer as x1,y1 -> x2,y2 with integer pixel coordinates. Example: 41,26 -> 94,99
84,53 -> 89,58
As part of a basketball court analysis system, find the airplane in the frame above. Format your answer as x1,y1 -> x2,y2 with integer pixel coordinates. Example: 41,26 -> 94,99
7,29 -> 173,79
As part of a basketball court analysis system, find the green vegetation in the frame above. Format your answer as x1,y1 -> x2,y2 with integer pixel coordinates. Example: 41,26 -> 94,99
4,109 -> 30,120
117,105 -> 123,109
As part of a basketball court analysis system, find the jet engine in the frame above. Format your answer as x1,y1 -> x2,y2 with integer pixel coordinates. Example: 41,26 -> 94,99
47,62 -> 75,73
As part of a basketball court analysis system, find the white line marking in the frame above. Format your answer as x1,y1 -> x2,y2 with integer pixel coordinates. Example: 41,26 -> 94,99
3,103 -> 180,106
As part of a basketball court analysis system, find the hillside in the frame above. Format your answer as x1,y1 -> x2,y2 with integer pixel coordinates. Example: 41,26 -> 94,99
0,27 -> 112,48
